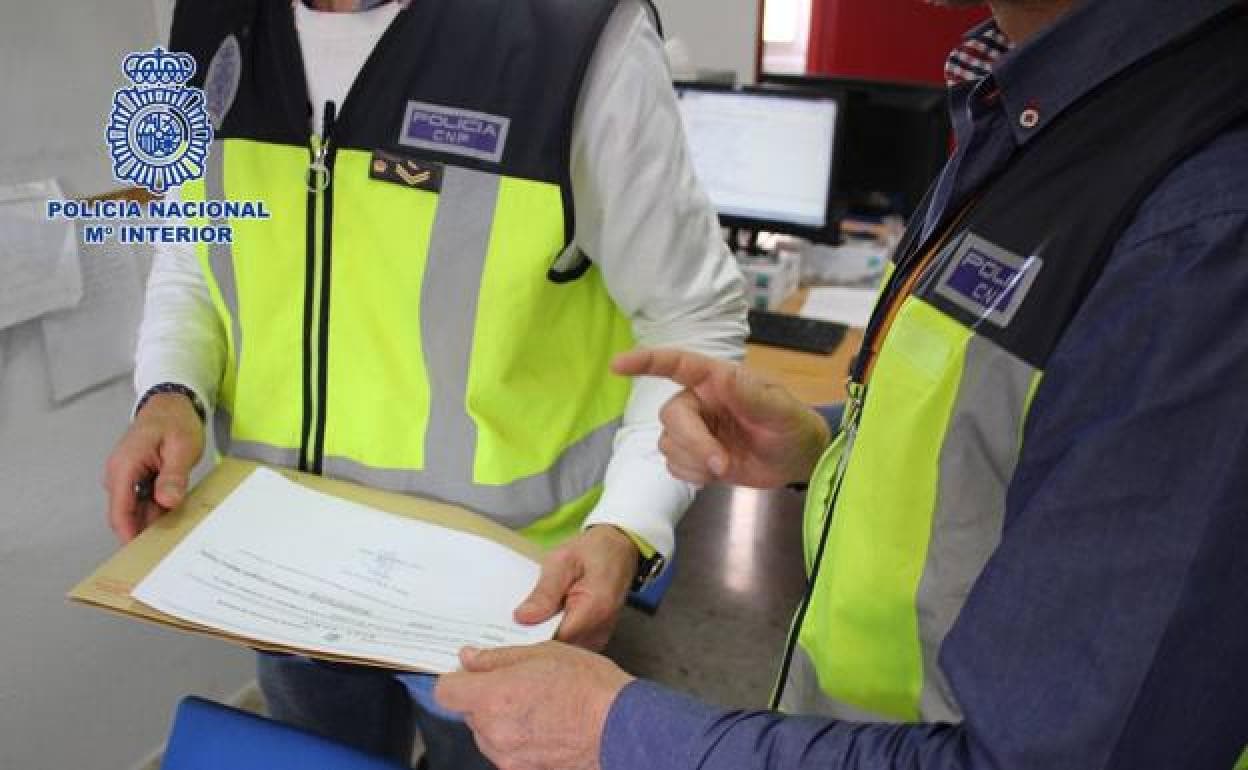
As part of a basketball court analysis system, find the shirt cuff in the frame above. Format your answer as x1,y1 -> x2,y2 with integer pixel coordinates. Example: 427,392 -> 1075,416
601,680 -> 722,770
581,470 -> 688,561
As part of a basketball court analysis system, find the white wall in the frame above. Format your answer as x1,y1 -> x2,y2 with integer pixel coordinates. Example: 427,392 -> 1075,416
655,0 -> 759,84
0,3 -> 253,769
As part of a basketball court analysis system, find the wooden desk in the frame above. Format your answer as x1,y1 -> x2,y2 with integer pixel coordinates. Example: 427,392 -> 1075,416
744,289 -> 863,405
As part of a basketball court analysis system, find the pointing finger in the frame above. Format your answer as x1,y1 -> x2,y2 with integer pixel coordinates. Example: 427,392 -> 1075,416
611,348 -> 722,391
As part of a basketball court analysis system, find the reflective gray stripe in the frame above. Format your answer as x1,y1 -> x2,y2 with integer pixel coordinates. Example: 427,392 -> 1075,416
230,440 -> 302,469
213,406 -> 231,453
420,166 -> 499,489
916,334 -> 1036,722
779,644 -> 904,723
204,144 -> 242,454
322,417 -> 619,527
213,407 -> 301,468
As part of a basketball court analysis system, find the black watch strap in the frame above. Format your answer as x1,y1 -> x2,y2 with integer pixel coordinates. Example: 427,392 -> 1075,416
631,550 -> 666,592
136,382 -> 207,423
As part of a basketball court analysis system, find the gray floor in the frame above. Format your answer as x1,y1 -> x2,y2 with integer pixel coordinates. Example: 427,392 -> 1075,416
606,483 -> 809,710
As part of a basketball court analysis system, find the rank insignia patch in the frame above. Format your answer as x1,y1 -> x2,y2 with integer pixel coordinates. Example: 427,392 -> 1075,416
369,151 -> 444,193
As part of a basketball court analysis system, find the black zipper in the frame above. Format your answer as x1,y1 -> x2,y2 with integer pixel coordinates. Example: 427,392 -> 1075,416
300,100 -> 337,474
275,1 -> 412,475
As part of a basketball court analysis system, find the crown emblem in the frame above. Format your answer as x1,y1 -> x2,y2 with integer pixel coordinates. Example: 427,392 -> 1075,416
122,47 -> 197,87
107,47 -> 213,194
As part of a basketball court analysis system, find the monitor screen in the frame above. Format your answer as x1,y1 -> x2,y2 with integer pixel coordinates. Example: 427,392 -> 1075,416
760,74 -> 951,217
676,86 -> 840,235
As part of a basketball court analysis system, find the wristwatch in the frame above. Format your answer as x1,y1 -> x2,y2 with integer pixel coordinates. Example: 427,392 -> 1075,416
632,549 -> 666,592
594,524 -> 666,592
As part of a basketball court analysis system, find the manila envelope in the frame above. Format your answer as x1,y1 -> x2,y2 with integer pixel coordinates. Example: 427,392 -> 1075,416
68,456 -> 545,670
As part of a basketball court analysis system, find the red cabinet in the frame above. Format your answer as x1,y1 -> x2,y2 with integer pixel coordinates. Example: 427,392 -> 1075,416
806,0 -> 990,86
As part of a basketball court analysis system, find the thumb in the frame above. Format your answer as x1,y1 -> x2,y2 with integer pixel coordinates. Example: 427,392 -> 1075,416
154,433 -> 197,509
434,669 -> 480,713
459,644 -> 542,673
515,552 -> 580,624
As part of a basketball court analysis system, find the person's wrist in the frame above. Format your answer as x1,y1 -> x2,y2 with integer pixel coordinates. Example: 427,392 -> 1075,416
136,383 -> 206,423
592,524 -> 671,593
137,391 -> 202,424
588,524 -> 645,588
590,524 -> 642,563
594,669 -> 637,745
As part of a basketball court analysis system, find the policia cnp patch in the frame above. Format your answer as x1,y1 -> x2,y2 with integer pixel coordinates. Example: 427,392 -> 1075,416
370,150 -> 444,193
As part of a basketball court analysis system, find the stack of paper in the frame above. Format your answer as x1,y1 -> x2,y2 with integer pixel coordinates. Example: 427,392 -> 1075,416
71,460 -> 561,673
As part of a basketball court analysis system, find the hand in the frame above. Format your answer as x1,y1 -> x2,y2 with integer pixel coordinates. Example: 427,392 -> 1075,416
103,393 -> 204,543
612,348 -> 831,489
514,525 -> 639,651
436,642 -> 633,770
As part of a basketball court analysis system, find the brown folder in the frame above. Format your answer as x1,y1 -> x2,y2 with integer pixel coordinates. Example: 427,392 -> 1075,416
68,457 -> 544,670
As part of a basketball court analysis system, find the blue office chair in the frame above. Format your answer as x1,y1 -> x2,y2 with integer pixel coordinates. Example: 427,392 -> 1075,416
161,696 -> 410,769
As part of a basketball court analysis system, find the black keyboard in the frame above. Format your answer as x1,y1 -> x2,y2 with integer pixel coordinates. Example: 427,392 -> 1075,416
747,309 -> 848,355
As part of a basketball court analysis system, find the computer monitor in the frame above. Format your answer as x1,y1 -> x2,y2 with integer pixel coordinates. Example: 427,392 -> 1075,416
674,83 -> 844,243
760,74 -> 951,217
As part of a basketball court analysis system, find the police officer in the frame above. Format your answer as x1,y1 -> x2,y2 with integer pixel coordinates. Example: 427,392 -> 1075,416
435,0 -> 1248,768
103,0 -> 746,767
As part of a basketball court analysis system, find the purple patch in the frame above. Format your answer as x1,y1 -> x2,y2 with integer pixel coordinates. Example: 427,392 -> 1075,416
399,101 -> 510,163
933,234 -> 1041,327
944,248 -> 1023,311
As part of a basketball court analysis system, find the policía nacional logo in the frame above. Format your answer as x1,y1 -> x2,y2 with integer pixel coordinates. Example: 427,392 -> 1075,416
932,233 -> 1043,328
107,47 -> 213,194
399,101 -> 510,164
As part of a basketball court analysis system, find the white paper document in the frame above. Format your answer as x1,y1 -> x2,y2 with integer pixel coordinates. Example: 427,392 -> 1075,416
39,228 -> 144,402
132,468 -> 561,673
0,178 -> 83,331
800,286 -> 879,329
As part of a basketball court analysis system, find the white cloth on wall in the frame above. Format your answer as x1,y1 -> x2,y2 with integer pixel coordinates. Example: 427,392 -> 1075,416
0,179 -> 83,332
39,227 -> 145,402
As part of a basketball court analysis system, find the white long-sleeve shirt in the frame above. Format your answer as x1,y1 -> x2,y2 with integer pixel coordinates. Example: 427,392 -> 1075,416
136,0 -> 747,559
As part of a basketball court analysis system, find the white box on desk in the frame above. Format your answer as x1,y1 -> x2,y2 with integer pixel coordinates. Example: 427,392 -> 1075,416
738,249 -> 801,310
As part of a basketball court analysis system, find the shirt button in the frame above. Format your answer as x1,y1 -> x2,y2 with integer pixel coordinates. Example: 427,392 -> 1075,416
1019,107 -> 1041,129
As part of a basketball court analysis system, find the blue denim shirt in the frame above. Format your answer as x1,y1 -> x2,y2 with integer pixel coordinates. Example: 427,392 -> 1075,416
602,0 -> 1248,767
